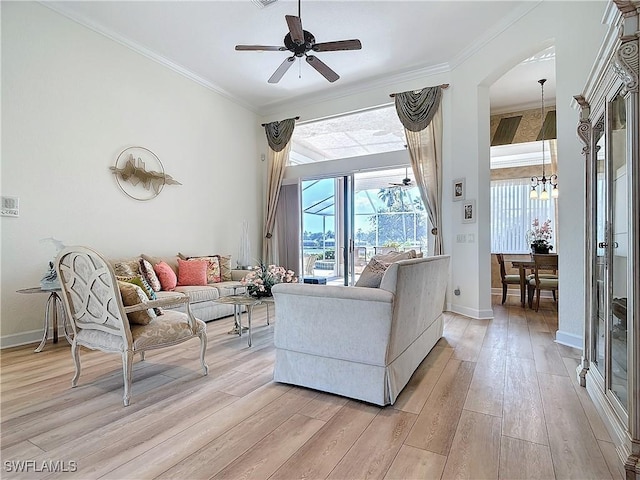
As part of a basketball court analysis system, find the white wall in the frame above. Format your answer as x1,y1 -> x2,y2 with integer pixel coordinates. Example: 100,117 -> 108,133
261,1 -> 609,345
1,2 -> 262,346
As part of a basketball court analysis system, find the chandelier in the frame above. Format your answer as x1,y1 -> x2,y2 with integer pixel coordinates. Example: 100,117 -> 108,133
530,78 -> 558,200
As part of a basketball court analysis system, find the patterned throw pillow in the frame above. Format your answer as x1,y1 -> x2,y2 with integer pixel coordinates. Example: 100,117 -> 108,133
117,281 -> 157,325
355,258 -> 390,288
374,250 -> 413,262
216,254 -> 232,281
117,275 -> 162,316
177,258 -> 208,286
113,259 -> 141,277
139,258 -> 162,292
153,261 -> 177,291
188,256 -> 221,283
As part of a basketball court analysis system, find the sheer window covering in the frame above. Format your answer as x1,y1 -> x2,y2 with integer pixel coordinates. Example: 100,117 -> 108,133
491,178 -> 556,253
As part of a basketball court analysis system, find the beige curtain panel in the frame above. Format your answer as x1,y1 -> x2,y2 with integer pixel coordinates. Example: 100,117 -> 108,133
394,86 -> 445,254
262,117 -> 296,263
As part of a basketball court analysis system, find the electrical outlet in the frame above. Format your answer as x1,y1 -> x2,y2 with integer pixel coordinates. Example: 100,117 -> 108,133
467,233 -> 475,243
456,234 -> 466,243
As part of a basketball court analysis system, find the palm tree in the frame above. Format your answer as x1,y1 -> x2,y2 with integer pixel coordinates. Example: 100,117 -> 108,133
377,187 -> 408,243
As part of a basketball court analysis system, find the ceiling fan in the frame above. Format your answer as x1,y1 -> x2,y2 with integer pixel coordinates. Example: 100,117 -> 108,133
235,0 -> 362,84
389,168 -> 413,188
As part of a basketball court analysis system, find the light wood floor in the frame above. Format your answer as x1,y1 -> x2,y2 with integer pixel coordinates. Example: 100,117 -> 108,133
0,294 -> 626,480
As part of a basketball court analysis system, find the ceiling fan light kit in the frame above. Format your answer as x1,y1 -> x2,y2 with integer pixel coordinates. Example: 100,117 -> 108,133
235,0 -> 362,83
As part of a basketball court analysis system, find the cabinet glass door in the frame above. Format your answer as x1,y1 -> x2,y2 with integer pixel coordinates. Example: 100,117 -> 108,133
593,116 -> 606,378
609,93 -> 628,412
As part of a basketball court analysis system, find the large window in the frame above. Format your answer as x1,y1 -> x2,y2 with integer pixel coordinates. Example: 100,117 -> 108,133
290,105 -> 405,164
491,178 -> 556,253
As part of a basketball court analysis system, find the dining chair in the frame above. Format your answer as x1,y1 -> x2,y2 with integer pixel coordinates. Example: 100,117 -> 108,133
528,254 -> 559,311
496,253 -> 520,304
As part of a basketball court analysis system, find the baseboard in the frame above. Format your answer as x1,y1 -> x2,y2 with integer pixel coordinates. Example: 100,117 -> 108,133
490,287 -> 520,296
446,303 -> 494,320
555,330 -> 583,350
0,326 -> 68,350
490,287 -> 554,298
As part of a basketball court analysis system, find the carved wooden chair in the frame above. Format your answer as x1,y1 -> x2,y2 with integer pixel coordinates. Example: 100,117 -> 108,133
496,253 -> 520,304
55,246 -> 208,406
527,254 -> 559,311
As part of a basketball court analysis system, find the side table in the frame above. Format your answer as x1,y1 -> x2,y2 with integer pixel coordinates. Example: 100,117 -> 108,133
17,287 -> 73,353
227,283 -> 247,335
213,294 -> 263,347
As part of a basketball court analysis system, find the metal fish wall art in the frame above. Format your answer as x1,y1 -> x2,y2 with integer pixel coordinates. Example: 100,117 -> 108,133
110,154 -> 181,194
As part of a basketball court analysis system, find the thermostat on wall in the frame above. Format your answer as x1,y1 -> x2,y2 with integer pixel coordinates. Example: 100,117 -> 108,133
1,196 -> 19,217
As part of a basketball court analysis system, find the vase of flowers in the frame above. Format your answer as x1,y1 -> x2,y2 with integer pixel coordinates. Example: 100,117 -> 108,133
241,263 -> 298,297
527,218 -> 553,254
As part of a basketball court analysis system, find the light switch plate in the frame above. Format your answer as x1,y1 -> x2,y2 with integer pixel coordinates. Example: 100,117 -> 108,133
1,196 -> 19,217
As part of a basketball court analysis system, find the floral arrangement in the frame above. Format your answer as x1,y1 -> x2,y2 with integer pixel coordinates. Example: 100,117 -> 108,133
241,263 -> 297,297
527,218 -> 553,251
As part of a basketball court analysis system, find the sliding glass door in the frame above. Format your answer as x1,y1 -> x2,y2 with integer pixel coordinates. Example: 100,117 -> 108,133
352,168 -> 429,273
299,167 -> 429,286
300,176 -> 352,285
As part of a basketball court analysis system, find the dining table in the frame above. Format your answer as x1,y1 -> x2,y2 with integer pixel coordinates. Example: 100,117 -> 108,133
510,259 -> 535,308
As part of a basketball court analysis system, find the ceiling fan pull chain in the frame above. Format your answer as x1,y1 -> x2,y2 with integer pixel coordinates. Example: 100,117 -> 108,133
299,58 -> 302,79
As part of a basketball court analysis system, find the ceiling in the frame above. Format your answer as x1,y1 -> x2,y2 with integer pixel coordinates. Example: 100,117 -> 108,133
45,1 -> 556,116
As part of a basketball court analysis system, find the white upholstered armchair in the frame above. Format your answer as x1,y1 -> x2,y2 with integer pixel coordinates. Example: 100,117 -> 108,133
272,255 -> 450,406
55,246 -> 208,406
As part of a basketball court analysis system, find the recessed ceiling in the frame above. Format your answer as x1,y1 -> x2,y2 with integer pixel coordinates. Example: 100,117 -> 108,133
44,1 -> 552,116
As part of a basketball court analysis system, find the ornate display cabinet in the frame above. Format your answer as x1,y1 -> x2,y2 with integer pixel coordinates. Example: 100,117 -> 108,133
575,1 -> 639,478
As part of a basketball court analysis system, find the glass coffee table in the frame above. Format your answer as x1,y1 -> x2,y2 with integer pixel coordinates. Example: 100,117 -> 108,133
214,294 -> 271,347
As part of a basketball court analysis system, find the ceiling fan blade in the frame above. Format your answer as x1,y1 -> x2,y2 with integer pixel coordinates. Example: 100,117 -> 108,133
313,39 -> 362,52
305,55 -> 339,82
307,55 -> 340,83
235,45 -> 286,51
285,15 -> 304,45
268,56 -> 296,83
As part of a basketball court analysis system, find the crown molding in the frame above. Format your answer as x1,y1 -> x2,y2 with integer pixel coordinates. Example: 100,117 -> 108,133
41,1 -> 260,114
257,61 -> 451,118
449,1 -> 543,70
491,100 -> 556,116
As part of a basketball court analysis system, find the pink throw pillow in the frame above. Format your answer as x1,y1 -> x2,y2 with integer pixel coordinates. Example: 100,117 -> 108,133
177,258 -> 208,286
154,261 -> 177,291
